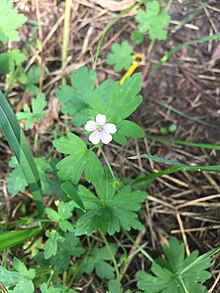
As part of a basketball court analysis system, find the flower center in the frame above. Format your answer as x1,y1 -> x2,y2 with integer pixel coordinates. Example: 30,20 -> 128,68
97,125 -> 103,132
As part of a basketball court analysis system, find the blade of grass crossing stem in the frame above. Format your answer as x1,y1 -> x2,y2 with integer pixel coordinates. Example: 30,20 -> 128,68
0,91 -> 44,215
148,96 -> 219,129
0,227 -> 41,250
145,134 -> 220,151
93,0 -> 151,69
132,154 -> 220,184
152,33 -> 220,72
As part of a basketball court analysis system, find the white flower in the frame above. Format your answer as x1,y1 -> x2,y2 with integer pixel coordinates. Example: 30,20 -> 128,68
85,114 -> 117,144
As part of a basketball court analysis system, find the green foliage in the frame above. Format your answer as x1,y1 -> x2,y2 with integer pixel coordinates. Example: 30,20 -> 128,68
16,94 -> 47,128
0,257 -> 35,293
56,66 -> 144,143
45,201 -> 75,232
75,168 -> 147,236
89,73 -> 144,145
7,156 -> 51,194
107,41 -> 133,72
136,237 -> 215,293
135,1 -> 170,41
40,283 -> 77,293
46,232 -> 84,274
131,31 -> 144,45
0,49 -> 26,74
56,66 -> 114,126
18,65 -> 41,94
79,245 -> 116,280
53,132 -> 103,184
0,0 -> 27,44
43,230 -> 65,260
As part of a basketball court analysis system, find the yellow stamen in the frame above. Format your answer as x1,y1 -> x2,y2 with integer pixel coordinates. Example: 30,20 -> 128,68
120,53 -> 145,85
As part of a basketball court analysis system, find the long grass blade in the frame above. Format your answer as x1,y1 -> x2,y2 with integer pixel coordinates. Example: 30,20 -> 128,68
131,154 -> 220,184
145,134 -> 220,151
153,33 -> 220,72
148,96 -> 219,129
0,227 -> 41,250
0,90 -> 44,215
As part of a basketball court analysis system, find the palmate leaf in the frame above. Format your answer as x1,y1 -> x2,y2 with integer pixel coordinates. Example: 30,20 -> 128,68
136,237 -> 219,293
45,201 -> 75,232
16,94 -> 47,128
89,73 -> 144,145
75,168 -> 147,236
0,257 -> 35,293
53,132 -> 103,184
7,156 -> 51,195
79,245 -> 117,280
0,0 -> 27,43
107,41 -> 133,72
135,1 -> 170,41
56,66 -> 114,127
48,232 -> 84,274
0,49 -> 26,74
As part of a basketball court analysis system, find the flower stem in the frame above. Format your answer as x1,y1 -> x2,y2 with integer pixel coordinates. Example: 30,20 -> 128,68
99,147 -> 115,179
99,230 -> 121,293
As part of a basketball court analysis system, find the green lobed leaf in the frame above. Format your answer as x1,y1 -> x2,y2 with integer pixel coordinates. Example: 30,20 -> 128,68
48,232 -> 84,274
7,156 -> 51,195
56,66 -> 97,126
0,257 -> 35,293
54,132 -> 103,184
135,1 -> 170,41
79,245 -> 116,280
43,230 -> 65,260
107,41 -> 133,72
117,120 -> 144,139
0,49 -> 26,74
0,0 -> 27,43
136,237 -> 218,293
75,169 -> 147,235
16,94 -> 47,128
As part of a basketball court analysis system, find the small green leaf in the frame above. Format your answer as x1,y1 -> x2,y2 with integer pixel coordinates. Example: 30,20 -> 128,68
118,120 -> 144,138
135,1 -> 170,41
61,181 -> 85,211
43,230 -> 64,260
107,41 -> 133,72
0,49 -> 26,74
0,257 -> 35,293
16,94 -> 47,128
46,232 -> 84,275
56,66 -> 97,126
0,0 -> 27,43
131,31 -> 144,44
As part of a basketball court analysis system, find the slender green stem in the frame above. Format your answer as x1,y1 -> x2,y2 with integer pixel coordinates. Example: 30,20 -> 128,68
61,0 -> 72,84
93,0 -> 150,69
99,230 -> 121,293
178,276 -> 189,293
99,147 -> 115,179
124,230 -> 154,263
5,67 -> 20,97
165,0 -> 173,11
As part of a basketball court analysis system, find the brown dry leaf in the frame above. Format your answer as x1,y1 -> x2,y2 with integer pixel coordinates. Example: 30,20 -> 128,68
90,0 -> 139,13
36,97 -> 60,134
208,42 -> 220,68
